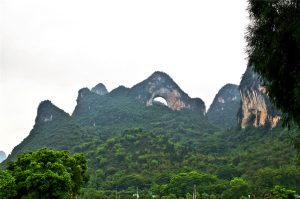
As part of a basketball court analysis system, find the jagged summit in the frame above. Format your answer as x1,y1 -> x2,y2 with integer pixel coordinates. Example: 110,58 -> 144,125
73,71 -> 206,114
207,84 -> 241,129
77,83 -> 108,103
91,83 -> 108,95
35,100 -> 70,124
70,71 -> 207,128
76,88 -> 93,103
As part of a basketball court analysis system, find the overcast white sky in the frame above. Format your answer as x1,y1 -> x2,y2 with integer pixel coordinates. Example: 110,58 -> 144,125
0,0 -> 249,155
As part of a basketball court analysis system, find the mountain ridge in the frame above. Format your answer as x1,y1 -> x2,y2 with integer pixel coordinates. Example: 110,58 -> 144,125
6,69 -> 284,163
3,70 -> 298,198
6,71 -> 213,162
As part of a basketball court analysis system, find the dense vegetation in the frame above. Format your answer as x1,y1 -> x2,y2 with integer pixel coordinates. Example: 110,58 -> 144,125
2,126 -> 299,198
4,102 -> 300,198
1,148 -> 89,199
73,127 -> 299,198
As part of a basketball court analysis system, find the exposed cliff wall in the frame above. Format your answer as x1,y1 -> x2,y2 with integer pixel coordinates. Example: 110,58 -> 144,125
239,67 -> 280,129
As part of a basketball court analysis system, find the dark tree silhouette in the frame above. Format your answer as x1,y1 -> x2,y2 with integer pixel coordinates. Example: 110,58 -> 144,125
246,0 -> 300,126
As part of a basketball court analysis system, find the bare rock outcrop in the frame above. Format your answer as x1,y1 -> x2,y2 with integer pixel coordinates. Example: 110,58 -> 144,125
238,67 -> 280,129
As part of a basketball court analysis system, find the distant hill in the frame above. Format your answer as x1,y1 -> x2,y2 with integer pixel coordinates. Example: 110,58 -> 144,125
0,151 -> 6,163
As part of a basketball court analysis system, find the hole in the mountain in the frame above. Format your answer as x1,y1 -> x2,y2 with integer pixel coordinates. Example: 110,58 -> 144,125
153,97 -> 168,106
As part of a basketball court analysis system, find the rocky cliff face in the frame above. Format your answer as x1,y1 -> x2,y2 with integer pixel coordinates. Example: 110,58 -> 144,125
131,71 -> 206,114
207,84 -> 241,129
0,151 -> 6,163
239,67 -> 280,129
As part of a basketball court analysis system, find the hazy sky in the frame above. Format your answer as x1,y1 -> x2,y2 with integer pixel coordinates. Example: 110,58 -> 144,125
0,0 -> 249,155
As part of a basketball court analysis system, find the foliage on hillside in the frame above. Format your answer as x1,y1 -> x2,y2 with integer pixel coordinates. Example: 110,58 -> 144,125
73,127 -> 299,198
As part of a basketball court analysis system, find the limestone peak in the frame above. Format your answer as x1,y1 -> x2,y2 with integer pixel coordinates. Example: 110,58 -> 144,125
35,100 -> 70,124
91,83 -> 108,95
76,88 -> 92,103
131,71 -> 206,113
207,83 -> 241,129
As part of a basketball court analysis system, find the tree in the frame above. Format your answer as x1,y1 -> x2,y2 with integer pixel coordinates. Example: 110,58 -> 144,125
0,169 -> 17,199
221,177 -> 250,199
6,148 -> 89,199
246,0 -> 300,125
271,185 -> 296,199
166,171 -> 222,197
250,166 -> 300,196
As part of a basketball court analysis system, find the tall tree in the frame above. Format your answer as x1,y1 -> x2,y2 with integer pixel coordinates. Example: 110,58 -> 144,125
246,0 -> 300,125
6,148 -> 89,199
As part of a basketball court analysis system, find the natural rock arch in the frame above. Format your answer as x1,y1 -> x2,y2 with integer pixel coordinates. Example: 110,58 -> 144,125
146,88 -> 186,110
153,96 -> 168,106
131,71 -> 206,114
